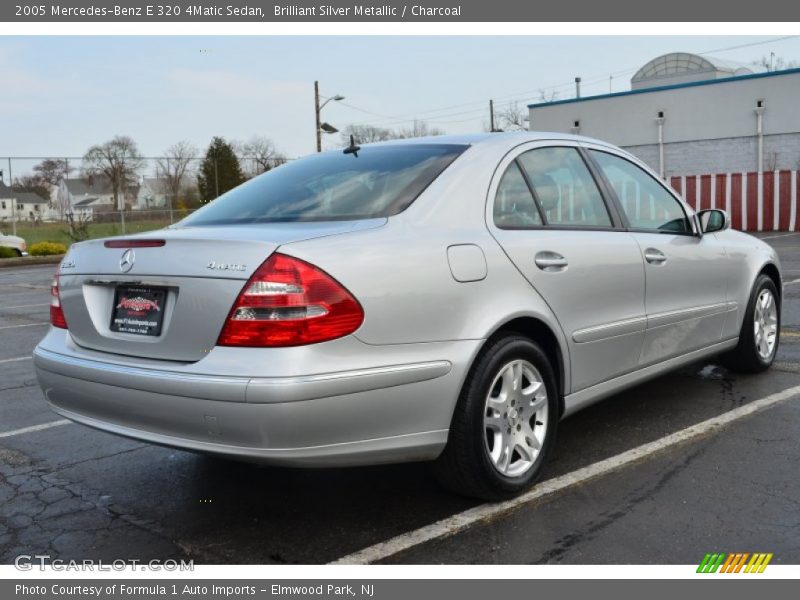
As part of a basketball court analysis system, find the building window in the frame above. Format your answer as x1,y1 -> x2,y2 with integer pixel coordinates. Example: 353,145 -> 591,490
1,201 -> 5,210
17,204 -> 23,211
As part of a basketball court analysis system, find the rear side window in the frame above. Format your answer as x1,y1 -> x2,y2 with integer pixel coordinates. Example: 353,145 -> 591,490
181,144 -> 467,225
590,150 -> 690,233
493,162 -> 543,228
516,147 -> 612,228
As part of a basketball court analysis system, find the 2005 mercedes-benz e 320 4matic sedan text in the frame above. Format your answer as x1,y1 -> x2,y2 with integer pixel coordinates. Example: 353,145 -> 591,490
34,132 -> 781,500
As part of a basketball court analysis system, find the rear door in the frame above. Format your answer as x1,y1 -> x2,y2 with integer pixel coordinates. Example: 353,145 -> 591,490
488,142 -> 647,392
585,146 -> 730,365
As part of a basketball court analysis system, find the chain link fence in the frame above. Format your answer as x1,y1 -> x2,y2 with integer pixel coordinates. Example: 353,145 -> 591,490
0,155 -> 289,244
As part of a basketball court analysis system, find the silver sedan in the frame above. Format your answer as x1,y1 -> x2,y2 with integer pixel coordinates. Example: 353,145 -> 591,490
34,132 -> 781,500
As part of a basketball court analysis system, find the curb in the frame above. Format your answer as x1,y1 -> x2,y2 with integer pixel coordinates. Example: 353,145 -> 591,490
0,255 -> 64,269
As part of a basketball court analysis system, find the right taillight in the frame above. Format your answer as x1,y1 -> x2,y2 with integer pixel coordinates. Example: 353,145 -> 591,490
217,253 -> 364,347
50,270 -> 68,329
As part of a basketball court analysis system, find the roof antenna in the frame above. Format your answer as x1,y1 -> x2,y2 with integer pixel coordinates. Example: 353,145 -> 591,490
343,134 -> 361,157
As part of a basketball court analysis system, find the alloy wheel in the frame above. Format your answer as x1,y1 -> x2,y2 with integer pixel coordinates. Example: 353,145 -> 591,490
483,359 -> 548,478
754,288 -> 778,360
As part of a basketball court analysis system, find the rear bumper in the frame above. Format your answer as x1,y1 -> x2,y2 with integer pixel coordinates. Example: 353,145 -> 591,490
33,332 -> 480,466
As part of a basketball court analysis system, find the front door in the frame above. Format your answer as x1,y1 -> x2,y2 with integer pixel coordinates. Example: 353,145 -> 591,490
587,148 -> 730,365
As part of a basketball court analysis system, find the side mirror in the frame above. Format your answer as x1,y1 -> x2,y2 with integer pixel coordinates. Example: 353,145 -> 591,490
697,209 -> 730,234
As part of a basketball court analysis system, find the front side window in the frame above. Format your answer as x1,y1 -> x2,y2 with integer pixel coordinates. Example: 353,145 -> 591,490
180,144 -> 467,225
516,147 -> 612,227
590,150 -> 690,233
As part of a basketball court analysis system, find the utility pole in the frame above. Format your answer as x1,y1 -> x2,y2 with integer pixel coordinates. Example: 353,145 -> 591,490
8,158 -> 16,236
166,157 -> 174,223
214,154 -> 220,199
314,82 -> 344,152
314,80 -> 322,153
489,99 -> 496,132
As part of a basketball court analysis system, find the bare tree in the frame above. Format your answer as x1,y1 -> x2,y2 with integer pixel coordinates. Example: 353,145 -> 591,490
395,120 -> 445,139
33,159 -> 73,186
240,136 -> 287,177
497,101 -> 529,131
752,55 -> 799,72
156,140 -> 197,208
63,210 -> 91,242
338,119 -> 444,145
340,124 -> 394,145
537,88 -> 560,103
12,175 -> 50,200
83,136 -> 145,210
13,159 -> 74,218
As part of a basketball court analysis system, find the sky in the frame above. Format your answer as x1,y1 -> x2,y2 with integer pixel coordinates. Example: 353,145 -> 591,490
1,35 -> 800,173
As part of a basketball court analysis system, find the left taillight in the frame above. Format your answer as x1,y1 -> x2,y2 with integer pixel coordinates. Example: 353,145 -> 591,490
217,253 -> 364,347
50,270 -> 67,329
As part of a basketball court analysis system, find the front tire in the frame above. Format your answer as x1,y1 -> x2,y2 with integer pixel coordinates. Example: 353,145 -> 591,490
434,335 -> 559,501
725,274 -> 780,373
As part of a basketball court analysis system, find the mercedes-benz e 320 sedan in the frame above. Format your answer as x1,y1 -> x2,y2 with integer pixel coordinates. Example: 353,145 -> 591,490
34,133 -> 781,500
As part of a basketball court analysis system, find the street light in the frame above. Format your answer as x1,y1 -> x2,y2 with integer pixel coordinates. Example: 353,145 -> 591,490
314,81 -> 345,152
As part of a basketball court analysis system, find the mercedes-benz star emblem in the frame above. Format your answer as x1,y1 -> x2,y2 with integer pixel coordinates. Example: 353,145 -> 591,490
119,249 -> 136,273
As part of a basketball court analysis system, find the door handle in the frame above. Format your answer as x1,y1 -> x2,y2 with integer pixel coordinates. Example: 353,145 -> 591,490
644,248 -> 667,265
535,251 -> 568,271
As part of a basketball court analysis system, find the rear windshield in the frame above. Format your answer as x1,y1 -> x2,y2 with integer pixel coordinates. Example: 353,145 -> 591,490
180,144 -> 467,225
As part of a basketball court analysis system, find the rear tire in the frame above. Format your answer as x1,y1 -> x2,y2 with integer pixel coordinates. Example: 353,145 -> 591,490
724,274 -> 780,373
433,335 -> 558,501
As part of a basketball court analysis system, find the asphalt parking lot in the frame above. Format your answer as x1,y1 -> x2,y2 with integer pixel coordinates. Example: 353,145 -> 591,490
2,233 -> 800,565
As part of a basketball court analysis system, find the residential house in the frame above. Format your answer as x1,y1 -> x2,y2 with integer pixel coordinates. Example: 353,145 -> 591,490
0,182 -> 52,223
55,176 -> 117,215
134,178 -> 169,210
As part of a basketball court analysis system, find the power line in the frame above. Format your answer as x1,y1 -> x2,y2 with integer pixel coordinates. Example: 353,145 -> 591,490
336,35 -> 800,129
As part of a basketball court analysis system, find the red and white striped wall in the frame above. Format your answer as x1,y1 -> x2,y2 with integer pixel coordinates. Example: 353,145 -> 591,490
669,171 -> 800,232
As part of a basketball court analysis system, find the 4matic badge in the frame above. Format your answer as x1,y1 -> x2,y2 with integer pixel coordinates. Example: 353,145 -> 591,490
206,261 -> 246,272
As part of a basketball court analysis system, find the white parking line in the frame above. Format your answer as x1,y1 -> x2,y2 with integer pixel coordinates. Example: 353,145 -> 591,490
0,356 -> 32,365
783,278 -> 800,286
760,232 -> 800,240
0,322 -> 49,330
331,383 -> 800,565
0,420 -> 71,439
0,303 -> 51,310
4,284 -> 50,290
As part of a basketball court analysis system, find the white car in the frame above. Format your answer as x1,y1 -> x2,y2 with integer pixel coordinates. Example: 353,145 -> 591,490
0,231 -> 28,256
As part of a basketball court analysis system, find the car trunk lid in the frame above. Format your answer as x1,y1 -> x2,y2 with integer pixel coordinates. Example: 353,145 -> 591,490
57,220 -> 383,362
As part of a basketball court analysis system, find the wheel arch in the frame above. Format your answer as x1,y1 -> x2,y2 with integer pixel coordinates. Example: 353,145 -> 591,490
759,262 -> 782,302
483,316 -> 567,417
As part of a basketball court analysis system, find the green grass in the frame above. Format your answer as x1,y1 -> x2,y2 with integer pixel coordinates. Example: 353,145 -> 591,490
11,219 -> 174,247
